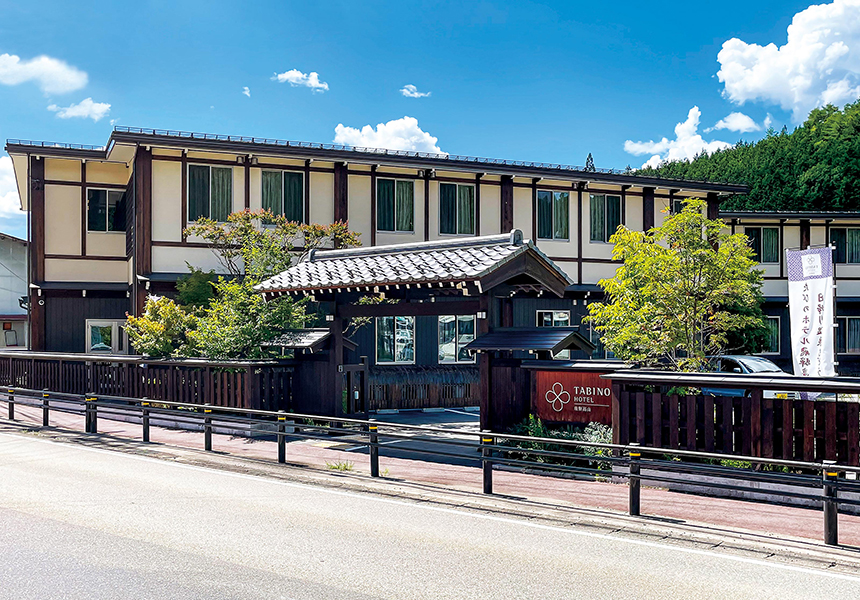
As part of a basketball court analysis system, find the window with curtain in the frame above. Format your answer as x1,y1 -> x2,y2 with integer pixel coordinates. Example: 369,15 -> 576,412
87,189 -> 126,232
536,310 -> 571,359
188,165 -> 233,223
262,171 -> 304,222
376,316 -> 415,363
837,317 -> 860,354
377,179 -> 414,232
764,317 -> 780,354
438,315 -> 476,363
439,183 -> 475,235
537,191 -> 570,240
589,194 -> 621,242
745,227 -> 779,263
831,228 -> 860,264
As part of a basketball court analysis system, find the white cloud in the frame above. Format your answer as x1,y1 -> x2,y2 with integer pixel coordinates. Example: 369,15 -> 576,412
47,97 -> 111,121
271,69 -> 329,92
707,111 -> 762,133
242,86 -> 251,97
624,106 -> 733,168
333,116 -> 445,154
0,52 -> 87,94
0,156 -> 26,238
717,0 -> 860,122
400,84 -> 431,98
764,113 -> 774,130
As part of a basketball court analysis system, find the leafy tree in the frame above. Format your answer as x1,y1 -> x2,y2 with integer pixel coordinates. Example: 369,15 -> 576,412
176,265 -> 216,311
586,199 -> 765,371
584,153 -> 596,172
125,296 -> 198,358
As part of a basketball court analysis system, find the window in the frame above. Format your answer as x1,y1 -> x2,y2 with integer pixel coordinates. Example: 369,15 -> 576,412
438,315 -> 476,363
440,183 -> 475,235
837,317 -> 860,354
376,316 -> 415,364
589,194 -> 622,243
763,317 -> 780,354
262,170 -> 304,222
830,228 -> 860,264
745,227 -> 780,263
671,198 -> 684,214
86,319 -> 128,354
188,165 -> 233,223
87,189 -> 126,232
537,190 -> 570,240
377,179 -> 414,232
536,310 -> 571,359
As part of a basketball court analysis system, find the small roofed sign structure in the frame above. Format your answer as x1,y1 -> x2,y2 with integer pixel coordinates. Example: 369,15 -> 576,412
465,327 -> 595,358
254,230 -> 574,428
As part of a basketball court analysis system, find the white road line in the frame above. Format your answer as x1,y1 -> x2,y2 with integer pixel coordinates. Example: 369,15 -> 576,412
2,431 -> 859,584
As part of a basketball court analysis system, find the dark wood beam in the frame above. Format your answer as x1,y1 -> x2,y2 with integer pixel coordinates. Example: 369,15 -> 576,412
500,175 -> 513,233
370,165 -> 377,246
244,156 -> 250,210
423,171 -> 431,241
800,219 -> 811,250
80,161 -> 87,256
334,162 -> 348,223
475,173 -> 482,236
29,156 -> 46,350
643,186 -> 655,231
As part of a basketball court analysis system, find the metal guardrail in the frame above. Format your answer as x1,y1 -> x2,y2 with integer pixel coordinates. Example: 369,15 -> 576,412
2,386 -> 859,547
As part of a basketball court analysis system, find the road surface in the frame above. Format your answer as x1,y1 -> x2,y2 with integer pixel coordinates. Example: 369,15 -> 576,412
1,431 -> 858,599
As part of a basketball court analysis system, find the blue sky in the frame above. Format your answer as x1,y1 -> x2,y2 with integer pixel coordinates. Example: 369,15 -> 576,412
2,0 -> 858,239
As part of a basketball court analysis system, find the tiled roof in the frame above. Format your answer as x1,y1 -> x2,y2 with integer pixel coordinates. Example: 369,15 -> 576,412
256,230 -> 571,293
465,327 -> 595,355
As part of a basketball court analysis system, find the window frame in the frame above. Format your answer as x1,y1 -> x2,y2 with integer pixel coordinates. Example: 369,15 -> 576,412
187,163 -> 234,224
377,177 -> 415,233
261,169 -> 305,222
830,227 -> 860,264
86,187 -> 126,233
744,226 -> 781,264
536,309 -> 572,360
537,190 -> 570,241
375,316 -> 416,365
438,314 -> 477,364
837,316 -> 860,355
85,319 -> 128,355
762,316 -> 780,355
439,182 -> 476,236
589,193 -> 622,244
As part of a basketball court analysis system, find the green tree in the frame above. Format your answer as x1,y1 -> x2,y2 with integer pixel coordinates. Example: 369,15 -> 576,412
176,265 -> 216,311
125,296 -> 198,358
584,152 -> 596,172
586,198 -> 765,370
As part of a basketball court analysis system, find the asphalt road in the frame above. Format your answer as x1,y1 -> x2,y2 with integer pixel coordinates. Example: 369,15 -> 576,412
1,431 -> 859,600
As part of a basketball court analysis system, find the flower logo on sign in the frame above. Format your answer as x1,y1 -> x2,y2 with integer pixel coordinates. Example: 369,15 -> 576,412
545,382 -> 570,412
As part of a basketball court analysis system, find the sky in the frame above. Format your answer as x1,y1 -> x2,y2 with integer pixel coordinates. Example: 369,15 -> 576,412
2,0 -> 859,239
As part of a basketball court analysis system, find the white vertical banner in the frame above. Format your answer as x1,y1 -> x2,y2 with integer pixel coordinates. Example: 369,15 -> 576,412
786,247 -> 835,377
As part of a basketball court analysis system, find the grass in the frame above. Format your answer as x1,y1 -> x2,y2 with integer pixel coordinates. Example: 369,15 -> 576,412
325,460 -> 354,472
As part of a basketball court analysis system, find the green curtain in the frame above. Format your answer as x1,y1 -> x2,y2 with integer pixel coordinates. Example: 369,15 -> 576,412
87,189 -> 106,231
262,171 -> 282,215
762,228 -> 780,263
211,167 -> 232,222
377,179 -> 395,231
847,229 -> 860,264
395,180 -> 414,232
766,318 -> 780,353
457,185 -> 475,234
831,228 -> 847,263
108,190 -> 126,232
746,227 -> 762,262
849,318 -> 860,353
284,172 -> 304,222
606,195 -> 621,240
439,183 -> 457,234
537,191 -> 553,239
188,165 -> 210,221
590,195 -> 605,242
553,192 -> 570,239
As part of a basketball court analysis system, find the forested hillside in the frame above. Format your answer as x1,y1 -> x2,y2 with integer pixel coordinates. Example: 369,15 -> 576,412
638,101 -> 860,212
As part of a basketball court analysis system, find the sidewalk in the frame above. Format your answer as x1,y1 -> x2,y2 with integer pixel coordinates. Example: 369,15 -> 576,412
4,401 -> 860,556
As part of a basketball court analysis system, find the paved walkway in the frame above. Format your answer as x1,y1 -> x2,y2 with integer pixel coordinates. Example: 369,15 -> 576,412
4,400 -> 860,553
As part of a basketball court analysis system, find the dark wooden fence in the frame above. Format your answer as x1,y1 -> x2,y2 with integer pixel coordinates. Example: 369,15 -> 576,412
611,373 -> 860,466
0,352 -> 295,412
368,366 -> 480,411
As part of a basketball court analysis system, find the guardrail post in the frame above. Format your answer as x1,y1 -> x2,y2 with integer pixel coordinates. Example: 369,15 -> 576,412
42,390 -> 49,427
823,460 -> 839,546
629,443 -> 641,517
481,431 -> 493,494
89,396 -> 98,434
141,399 -> 150,443
7,389 -> 14,420
369,419 -> 379,477
277,411 -> 286,464
203,404 -> 212,452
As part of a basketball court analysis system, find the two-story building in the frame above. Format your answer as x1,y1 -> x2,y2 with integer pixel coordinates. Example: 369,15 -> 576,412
16,128 -> 832,381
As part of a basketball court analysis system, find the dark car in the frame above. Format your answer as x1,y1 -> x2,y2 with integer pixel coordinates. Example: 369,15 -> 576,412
703,355 -> 796,398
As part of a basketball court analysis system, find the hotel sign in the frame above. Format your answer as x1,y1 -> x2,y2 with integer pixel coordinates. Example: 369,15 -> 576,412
533,370 -> 613,425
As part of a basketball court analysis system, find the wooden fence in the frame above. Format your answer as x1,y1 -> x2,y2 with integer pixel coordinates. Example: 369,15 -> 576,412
368,366 -> 480,411
0,352 -> 295,412
614,386 -> 860,466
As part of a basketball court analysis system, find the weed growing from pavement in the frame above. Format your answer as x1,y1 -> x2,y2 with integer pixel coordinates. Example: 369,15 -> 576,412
325,460 -> 354,472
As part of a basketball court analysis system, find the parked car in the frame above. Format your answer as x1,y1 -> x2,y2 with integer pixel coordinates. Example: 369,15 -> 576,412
703,355 -> 797,398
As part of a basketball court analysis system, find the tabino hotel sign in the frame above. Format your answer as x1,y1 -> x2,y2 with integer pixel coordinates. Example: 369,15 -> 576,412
533,370 -> 613,425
